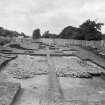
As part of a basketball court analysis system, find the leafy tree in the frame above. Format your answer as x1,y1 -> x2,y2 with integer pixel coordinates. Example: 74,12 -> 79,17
0,27 -> 22,37
59,19 -> 104,40
42,30 -> 57,38
32,28 -> 41,39
42,30 -> 50,38
59,26 -> 80,39
79,19 -> 104,40
20,32 -> 26,37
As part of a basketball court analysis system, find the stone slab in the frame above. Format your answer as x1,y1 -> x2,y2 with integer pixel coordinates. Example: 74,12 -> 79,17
0,82 -> 20,105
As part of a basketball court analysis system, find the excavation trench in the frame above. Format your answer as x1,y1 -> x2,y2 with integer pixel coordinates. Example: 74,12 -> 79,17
0,54 -> 65,105
1,54 -> 105,105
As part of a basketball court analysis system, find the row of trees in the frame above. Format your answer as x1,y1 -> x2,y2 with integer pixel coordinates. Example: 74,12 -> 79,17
32,29 -> 58,39
0,19 -> 104,41
32,19 -> 104,40
0,27 -> 27,38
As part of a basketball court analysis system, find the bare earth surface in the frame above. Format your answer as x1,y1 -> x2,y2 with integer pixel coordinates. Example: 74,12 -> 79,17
0,54 -> 105,105
0,82 -> 20,105
0,39 -> 105,105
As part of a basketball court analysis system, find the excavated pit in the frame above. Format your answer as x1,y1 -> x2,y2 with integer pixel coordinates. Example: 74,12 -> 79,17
1,54 -> 105,105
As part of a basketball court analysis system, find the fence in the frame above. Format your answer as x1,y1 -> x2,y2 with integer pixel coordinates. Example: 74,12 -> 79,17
40,38 -> 105,51
13,38 -> 105,51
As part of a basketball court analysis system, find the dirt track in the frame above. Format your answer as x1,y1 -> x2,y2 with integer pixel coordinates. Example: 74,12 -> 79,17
46,50 -> 64,105
37,47 -> 64,105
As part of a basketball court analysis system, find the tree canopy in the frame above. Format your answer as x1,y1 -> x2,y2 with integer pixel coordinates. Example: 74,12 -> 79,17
0,27 -> 27,38
42,30 -> 58,38
79,19 -> 104,40
59,26 -> 79,39
59,19 -> 104,40
32,28 -> 41,39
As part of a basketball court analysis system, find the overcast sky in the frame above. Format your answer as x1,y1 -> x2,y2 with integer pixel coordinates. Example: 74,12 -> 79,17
0,0 -> 105,35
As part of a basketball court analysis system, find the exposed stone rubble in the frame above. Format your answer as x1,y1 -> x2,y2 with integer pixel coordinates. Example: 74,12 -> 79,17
4,55 -> 105,79
0,38 -> 105,105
